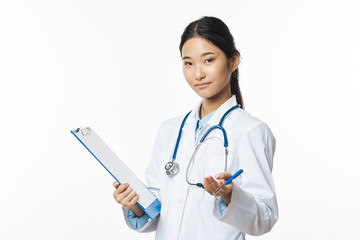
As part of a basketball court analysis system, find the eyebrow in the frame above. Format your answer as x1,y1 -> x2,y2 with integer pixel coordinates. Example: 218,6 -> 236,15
182,52 -> 215,60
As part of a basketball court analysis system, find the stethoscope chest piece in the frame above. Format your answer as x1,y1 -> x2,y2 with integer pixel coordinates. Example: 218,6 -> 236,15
165,160 -> 179,176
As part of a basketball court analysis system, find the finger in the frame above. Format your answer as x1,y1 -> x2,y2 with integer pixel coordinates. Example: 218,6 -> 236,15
114,185 -> 132,202
219,181 -> 232,194
113,181 -> 120,188
206,176 -> 218,191
203,177 -> 211,192
115,183 -> 129,194
204,176 -> 221,195
114,183 -> 129,195
115,187 -> 133,204
123,190 -> 137,205
208,176 -> 221,190
203,177 -> 216,195
207,176 -> 231,196
215,171 -> 232,180
121,186 -> 133,199
127,194 -> 139,208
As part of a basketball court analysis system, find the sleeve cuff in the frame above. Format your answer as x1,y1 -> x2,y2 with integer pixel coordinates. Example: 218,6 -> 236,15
213,196 -> 228,219
126,209 -> 150,230
219,197 -> 228,216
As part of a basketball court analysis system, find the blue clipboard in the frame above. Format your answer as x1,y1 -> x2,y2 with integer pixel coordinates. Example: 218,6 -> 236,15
71,127 -> 161,220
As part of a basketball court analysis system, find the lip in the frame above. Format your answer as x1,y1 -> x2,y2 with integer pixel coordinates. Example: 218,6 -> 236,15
195,82 -> 211,89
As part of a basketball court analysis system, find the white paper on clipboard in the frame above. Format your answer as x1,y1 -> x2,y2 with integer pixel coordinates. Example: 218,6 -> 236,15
71,127 -> 161,220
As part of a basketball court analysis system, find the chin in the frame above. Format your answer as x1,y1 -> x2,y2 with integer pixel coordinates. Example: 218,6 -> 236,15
196,92 -> 216,100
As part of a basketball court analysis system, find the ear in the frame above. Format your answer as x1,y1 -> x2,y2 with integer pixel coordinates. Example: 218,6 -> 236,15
230,52 -> 240,72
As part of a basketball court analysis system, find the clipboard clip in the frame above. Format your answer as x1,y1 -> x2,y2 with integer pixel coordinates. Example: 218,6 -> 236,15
76,127 -> 92,136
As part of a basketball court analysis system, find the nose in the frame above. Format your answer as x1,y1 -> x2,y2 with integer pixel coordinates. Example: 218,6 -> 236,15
195,65 -> 205,81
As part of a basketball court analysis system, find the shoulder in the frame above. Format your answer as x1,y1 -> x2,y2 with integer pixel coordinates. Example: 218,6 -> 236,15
154,113 -> 189,138
160,114 -> 188,129
228,108 -> 275,139
227,108 -> 266,129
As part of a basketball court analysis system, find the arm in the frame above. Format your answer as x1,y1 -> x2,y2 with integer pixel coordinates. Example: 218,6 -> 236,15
113,182 -> 144,217
113,182 -> 151,230
116,125 -> 164,232
212,123 -> 278,236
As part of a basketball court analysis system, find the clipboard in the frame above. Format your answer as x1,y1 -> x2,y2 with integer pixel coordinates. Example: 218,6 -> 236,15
71,127 -> 161,220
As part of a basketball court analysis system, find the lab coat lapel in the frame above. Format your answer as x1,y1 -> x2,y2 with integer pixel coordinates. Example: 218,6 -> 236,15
181,96 -> 238,142
205,95 -> 238,127
181,101 -> 201,144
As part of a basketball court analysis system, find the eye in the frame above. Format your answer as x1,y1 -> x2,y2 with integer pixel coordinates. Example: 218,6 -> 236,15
184,62 -> 192,66
205,58 -> 214,63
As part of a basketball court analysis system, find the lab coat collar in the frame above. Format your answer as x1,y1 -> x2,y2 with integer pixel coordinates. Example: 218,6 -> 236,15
188,95 -> 238,126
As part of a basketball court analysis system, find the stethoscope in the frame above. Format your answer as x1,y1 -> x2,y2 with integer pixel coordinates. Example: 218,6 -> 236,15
164,104 -> 240,188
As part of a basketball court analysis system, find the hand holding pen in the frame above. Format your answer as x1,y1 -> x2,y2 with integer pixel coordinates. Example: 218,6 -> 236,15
203,169 -> 243,205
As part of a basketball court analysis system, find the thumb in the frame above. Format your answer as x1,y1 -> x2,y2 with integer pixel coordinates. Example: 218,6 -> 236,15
113,181 -> 119,188
215,171 -> 232,180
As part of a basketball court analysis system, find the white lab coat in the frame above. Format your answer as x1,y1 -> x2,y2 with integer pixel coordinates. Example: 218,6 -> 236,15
123,96 -> 278,239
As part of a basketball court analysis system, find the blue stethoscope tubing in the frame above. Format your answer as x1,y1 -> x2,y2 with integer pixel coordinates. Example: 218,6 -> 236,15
165,104 -> 240,188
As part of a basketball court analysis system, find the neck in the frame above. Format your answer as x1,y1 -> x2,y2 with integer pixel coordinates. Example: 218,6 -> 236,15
200,93 -> 232,119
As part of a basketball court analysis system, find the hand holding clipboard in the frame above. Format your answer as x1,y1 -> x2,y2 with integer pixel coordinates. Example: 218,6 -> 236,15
71,127 -> 161,220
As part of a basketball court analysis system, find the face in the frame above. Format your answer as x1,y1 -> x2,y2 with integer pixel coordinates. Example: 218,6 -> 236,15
181,37 -> 238,102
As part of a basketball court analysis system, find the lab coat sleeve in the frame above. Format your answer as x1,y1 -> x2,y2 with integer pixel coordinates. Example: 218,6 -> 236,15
122,207 -> 159,232
214,122 -> 278,236
121,125 -> 163,233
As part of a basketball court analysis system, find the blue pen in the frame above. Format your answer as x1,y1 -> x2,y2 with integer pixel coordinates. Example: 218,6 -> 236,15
213,169 -> 243,195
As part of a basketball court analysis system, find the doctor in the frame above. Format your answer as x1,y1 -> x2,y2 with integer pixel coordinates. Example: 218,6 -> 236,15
113,16 -> 278,239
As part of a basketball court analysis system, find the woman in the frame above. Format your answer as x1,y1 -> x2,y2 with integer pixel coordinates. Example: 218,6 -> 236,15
113,16 -> 278,239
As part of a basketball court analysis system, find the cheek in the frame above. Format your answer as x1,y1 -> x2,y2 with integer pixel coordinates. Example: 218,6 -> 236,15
183,68 -> 193,83
220,62 -> 232,81
208,63 -> 229,81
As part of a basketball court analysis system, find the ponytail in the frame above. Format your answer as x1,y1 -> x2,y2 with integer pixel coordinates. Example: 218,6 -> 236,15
230,68 -> 244,109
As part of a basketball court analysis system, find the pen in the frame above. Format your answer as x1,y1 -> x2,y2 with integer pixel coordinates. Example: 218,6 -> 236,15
213,169 -> 243,195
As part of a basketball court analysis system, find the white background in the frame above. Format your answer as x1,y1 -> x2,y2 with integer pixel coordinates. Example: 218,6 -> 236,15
1,0 -> 359,239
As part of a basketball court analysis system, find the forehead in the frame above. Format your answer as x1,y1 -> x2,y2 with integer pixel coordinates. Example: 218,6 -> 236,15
181,37 -> 222,57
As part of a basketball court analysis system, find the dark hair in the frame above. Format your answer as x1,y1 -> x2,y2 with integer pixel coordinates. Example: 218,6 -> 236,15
179,16 -> 244,109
